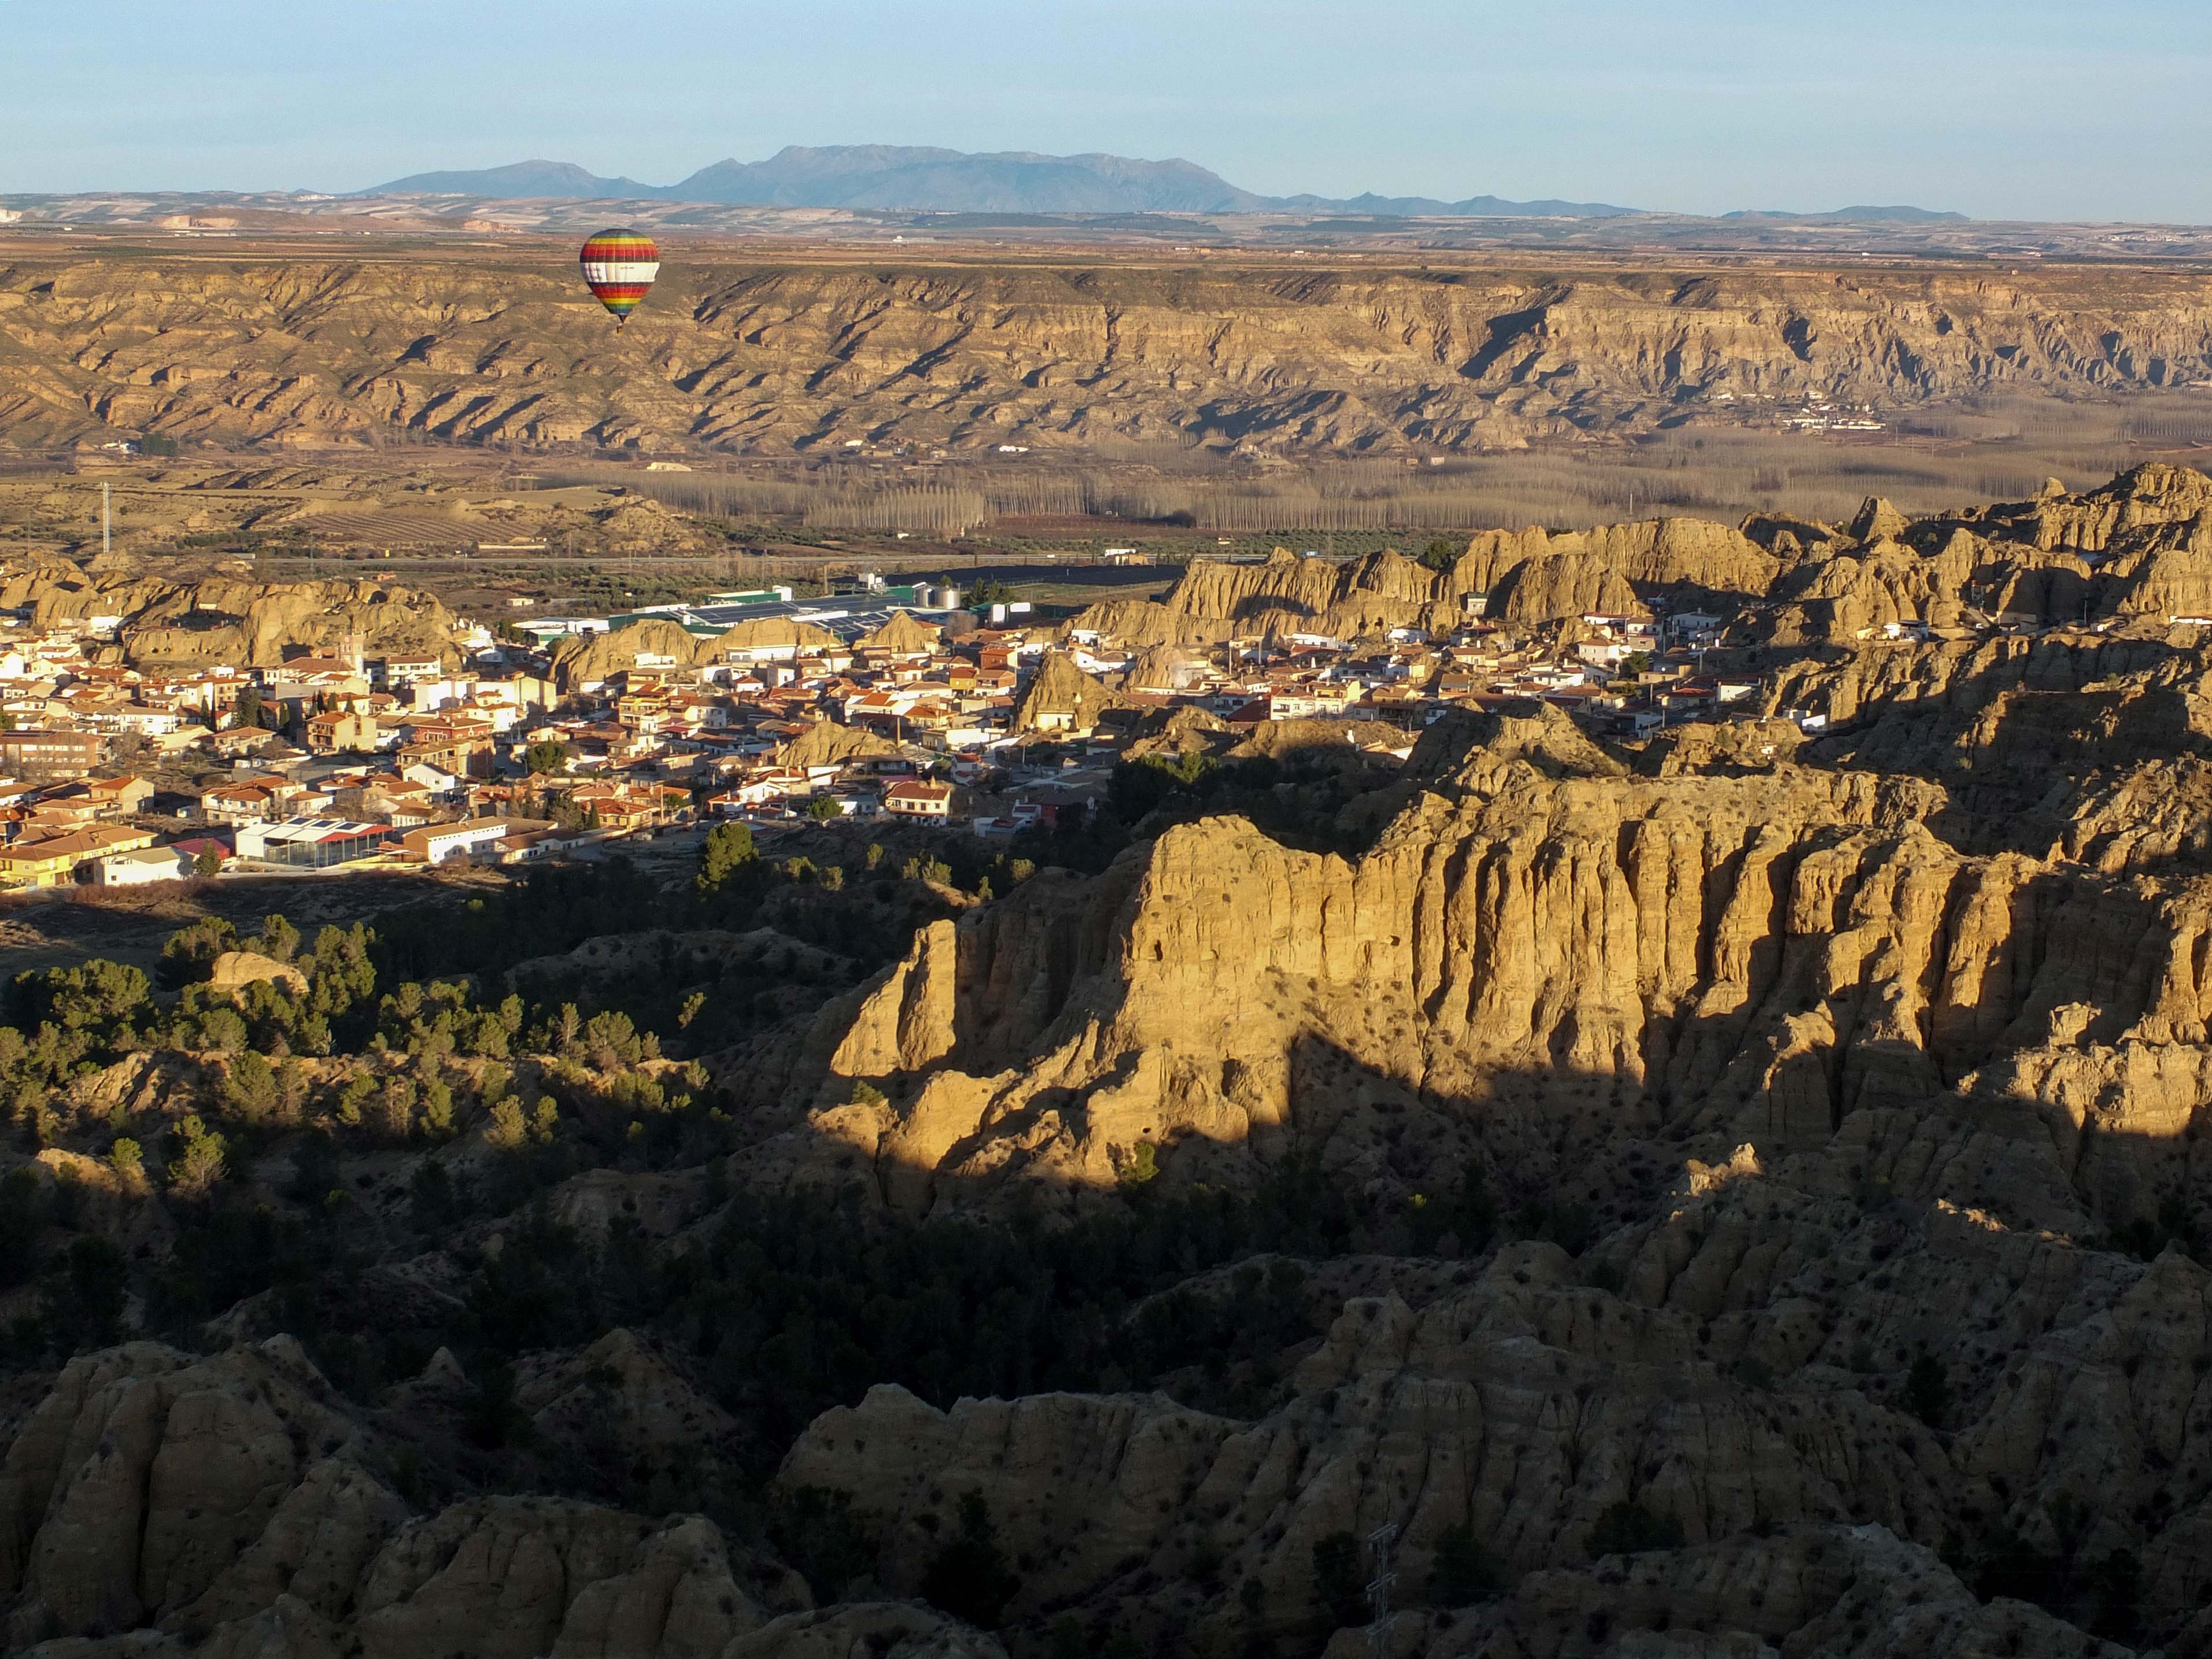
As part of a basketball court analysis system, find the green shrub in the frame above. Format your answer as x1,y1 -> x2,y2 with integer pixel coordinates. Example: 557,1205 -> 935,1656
1905,1352 -> 1951,1428
1311,1531 -> 1366,1631
1430,1520 -> 1500,1604
772,1487 -> 880,1602
483,1096 -> 528,1150
918,1491 -> 1020,1628
167,1115 -> 227,1198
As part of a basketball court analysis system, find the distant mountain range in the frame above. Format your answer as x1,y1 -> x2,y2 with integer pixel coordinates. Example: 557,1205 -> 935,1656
360,147 -> 1971,224
363,146 -> 1652,218
375,160 -> 666,200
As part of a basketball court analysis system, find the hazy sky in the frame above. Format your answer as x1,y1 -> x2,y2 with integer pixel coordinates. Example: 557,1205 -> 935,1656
8,0 -> 2211,220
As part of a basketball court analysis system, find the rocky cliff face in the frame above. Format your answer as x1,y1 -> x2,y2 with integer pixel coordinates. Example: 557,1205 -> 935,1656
0,1334 -> 848,1658
10,254 -> 2212,452
771,700 -> 2192,1215
781,1222 -> 2147,1659
723,682 -> 2212,1652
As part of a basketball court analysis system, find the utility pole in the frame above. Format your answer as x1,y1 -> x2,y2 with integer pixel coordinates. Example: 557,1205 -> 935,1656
1365,1522 -> 1399,1659
102,482 -> 111,556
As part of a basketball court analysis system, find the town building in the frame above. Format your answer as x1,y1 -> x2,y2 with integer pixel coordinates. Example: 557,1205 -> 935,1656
0,727 -> 104,776
884,779 -> 957,819
234,818 -> 393,869
396,818 -> 517,866
93,845 -> 190,886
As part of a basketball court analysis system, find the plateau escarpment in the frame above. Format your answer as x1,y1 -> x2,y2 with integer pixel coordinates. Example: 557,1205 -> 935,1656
8,253 -> 2212,452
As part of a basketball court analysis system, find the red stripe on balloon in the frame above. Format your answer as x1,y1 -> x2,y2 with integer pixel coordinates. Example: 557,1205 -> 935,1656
581,234 -> 658,260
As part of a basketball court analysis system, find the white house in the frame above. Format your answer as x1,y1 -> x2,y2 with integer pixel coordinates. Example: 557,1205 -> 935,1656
400,761 -> 463,797
94,846 -> 188,886
884,779 -> 957,819
398,819 -> 512,866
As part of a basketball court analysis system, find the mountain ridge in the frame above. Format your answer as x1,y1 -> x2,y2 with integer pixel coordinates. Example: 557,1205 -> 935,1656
362,146 -> 1971,221
365,143 -> 1654,217
363,158 -> 660,201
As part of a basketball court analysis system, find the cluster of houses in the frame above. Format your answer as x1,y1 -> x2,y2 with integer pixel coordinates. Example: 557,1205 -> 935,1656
0,595 -> 1058,888
1048,604 -> 1796,744
500,597 -> 1794,830
0,614 -> 578,888
0,570 -> 1817,891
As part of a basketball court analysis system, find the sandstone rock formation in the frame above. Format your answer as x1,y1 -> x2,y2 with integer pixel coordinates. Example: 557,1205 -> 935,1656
729,1606 -> 1009,1659
1010,650 -> 1120,733
551,617 -> 841,691
1118,704 -> 1234,759
204,952 -> 309,998
728,666 -> 2212,1643
0,1339 -> 393,1645
1058,465 -> 2212,658
778,715 -> 2010,1212
855,611 -> 943,658
0,1340 -> 811,1657
780,720 -> 900,771
0,560 -> 460,671
1458,1523 -> 2133,1658
777,1196 -> 2169,1656
356,1498 -> 804,1659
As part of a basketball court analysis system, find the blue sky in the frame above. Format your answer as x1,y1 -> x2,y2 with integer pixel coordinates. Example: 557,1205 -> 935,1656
7,0 -> 2211,220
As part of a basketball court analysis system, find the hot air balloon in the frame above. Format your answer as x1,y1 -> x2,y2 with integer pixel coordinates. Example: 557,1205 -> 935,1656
578,228 -> 660,331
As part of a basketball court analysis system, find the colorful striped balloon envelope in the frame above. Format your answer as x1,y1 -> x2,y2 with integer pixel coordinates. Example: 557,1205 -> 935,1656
578,229 -> 660,330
